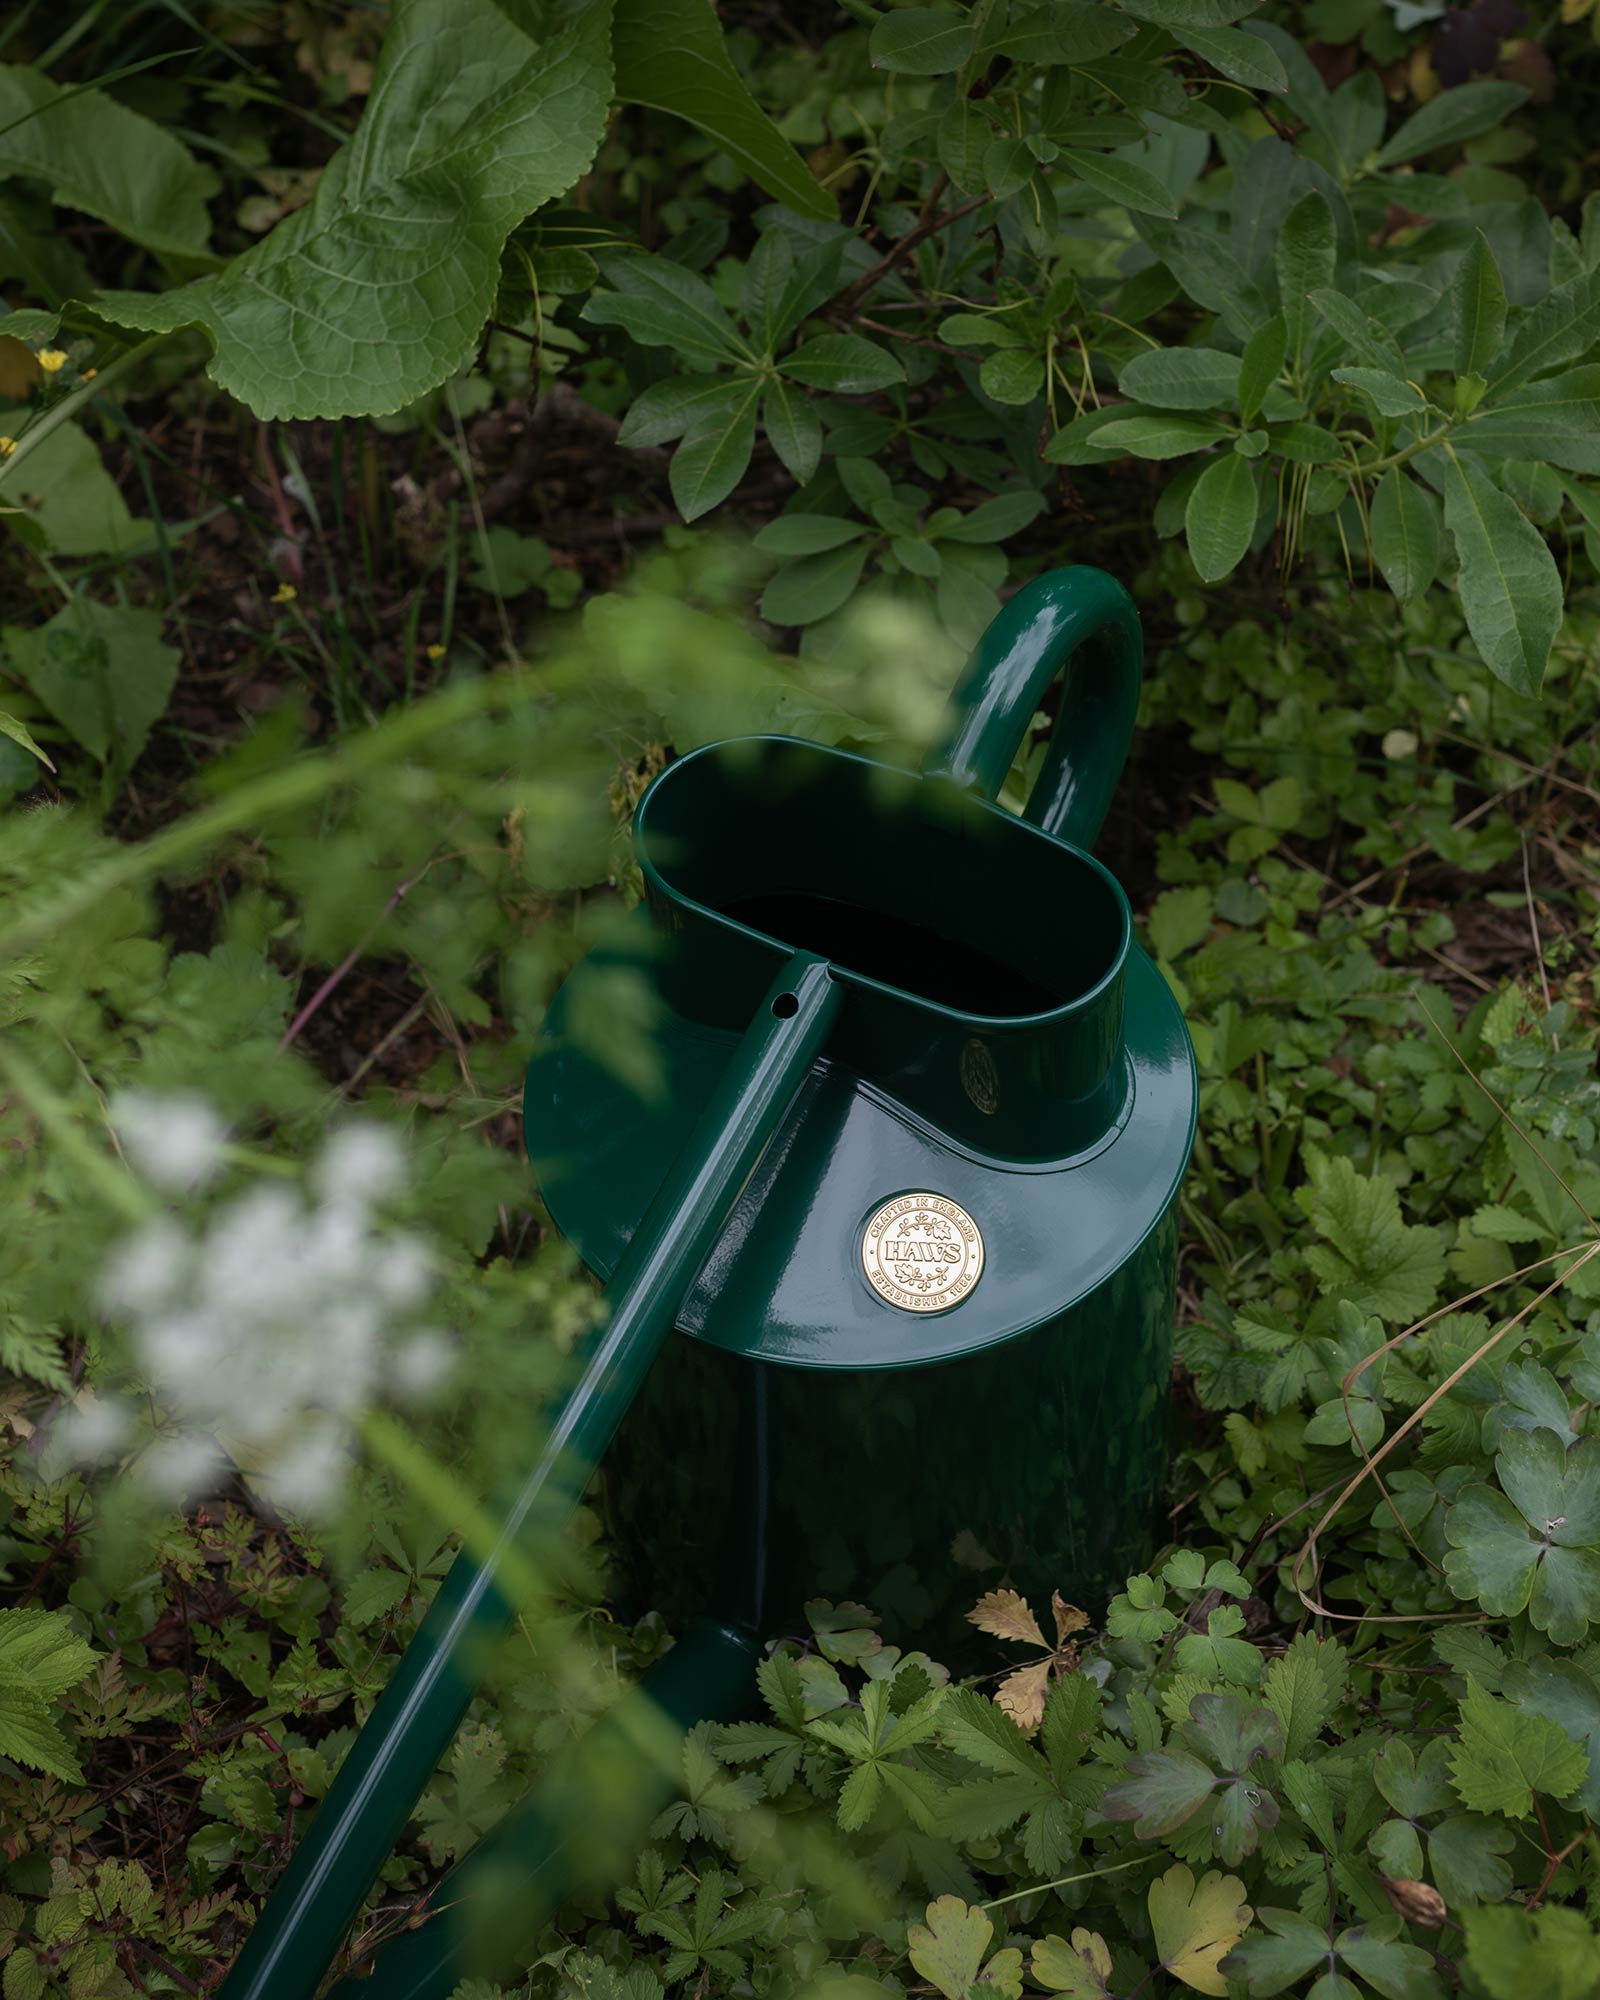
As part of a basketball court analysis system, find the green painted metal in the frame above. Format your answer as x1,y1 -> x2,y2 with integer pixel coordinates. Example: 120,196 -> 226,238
326,1620 -> 759,2000
231,563 -> 1192,1997
220,957 -> 839,2000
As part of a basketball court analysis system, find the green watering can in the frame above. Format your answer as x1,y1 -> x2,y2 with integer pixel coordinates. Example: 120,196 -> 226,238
223,567 -> 1196,1999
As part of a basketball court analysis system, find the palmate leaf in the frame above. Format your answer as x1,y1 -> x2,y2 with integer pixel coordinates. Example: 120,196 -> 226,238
1443,1430 -> 1600,1645
96,0 -> 613,419
1032,1928 -> 1115,2000
1447,1677 -> 1589,1819
908,1898 -> 1024,2000
1298,1151 -> 1444,1323
1147,1864 -> 1253,1997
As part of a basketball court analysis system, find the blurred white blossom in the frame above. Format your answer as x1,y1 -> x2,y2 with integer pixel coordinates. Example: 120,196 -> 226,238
95,1110 -> 452,1512
111,1091 -> 228,1191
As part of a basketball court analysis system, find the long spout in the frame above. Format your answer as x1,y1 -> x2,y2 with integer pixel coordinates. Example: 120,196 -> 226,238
222,955 -> 839,2000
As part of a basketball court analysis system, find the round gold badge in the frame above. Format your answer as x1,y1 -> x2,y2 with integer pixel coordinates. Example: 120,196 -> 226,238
860,1192 -> 984,1314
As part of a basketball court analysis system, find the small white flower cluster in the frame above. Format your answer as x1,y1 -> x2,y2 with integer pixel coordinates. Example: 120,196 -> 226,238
82,1105 -> 453,1512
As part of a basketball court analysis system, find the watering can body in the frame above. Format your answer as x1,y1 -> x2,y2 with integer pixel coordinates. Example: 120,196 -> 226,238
525,568 -> 1196,1648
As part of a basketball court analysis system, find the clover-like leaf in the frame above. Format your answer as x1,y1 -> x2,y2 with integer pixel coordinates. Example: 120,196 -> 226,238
1148,1864 -> 1253,1996
1443,1431 -> 1600,1645
1032,1928 -> 1114,2000
908,1898 -> 1023,2000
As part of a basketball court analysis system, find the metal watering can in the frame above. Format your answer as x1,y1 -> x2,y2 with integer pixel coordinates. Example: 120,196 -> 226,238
225,568 -> 1196,1999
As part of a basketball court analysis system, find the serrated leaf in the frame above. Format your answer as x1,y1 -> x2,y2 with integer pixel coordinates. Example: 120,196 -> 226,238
1440,450 -> 1561,697
1185,451 -> 1258,581
1448,1677 -> 1589,1818
0,1694 -> 84,1782
96,0 -> 612,420
1262,1633 -> 1346,1760
612,0 -> 833,221
341,1569 -> 408,1626
1148,1864 -> 1253,1996
967,1588 -> 1047,1649
1452,232 -> 1507,380
1370,468 -> 1441,604
1298,1152 -> 1445,1323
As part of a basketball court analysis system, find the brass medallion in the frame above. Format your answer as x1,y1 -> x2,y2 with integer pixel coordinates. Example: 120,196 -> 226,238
860,1192 -> 984,1314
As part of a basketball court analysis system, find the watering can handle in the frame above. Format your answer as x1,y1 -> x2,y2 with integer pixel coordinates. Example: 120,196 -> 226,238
921,565 -> 1142,851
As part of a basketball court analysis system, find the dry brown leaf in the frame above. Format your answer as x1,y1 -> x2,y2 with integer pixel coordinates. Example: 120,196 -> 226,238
1380,1878 -> 1446,1928
1052,1593 -> 1089,1647
951,1530 -> 1001,1571
996,1659 -> 1052,1732
966,1588 -> 1047,1649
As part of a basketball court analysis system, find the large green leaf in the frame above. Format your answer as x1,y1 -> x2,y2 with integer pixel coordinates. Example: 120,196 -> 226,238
1185,452 -> 1258,581
1374,80 -> 1527,168
1176,26 -> 1286,93
1462,367 -> 1600,475
95,0 -> 613,420
1061,148 -> 1179,220
668,379 -> 760,521
1091,413 -> 1233,459
1441,452 -> 1562,696
1452,232 -> 1506,380
4,597 -> 177,772
1369,469 -> 1440,604
1486,264 -> 1600,399
1119,346 -> 1241,411
1275,191 -> 1335,367
0,63 -> 216,260
869,9 -> 974,75
612,0 -> 833,221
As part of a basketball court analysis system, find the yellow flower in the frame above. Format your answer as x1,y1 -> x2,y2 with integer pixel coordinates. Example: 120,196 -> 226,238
0,437 -> 15,458
425,643 -> 446,661
81,367 -> 97,381
271,582 -> 298,604
37,349 -> 67,374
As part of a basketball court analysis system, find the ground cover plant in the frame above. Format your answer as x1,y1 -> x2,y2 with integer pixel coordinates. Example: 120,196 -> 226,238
1,0 -> 1599,1995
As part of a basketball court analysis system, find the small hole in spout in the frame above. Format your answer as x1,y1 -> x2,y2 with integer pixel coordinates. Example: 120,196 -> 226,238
771,992 -> 800,1019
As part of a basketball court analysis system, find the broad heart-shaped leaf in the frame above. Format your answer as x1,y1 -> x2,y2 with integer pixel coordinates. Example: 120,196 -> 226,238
1452,232 -> 1507,380
612,0 -> 833,220
1119,346 -> 1241,411
5,598 -> 176,774
908,1898 -> 1022,2000
1148,1865 -> 1252,1996
1185,452 -> 1258,583
1440,451 -> 1562,698
1032,1930 -> 1115,2000
1370,468 -> 1441,605
1447,1430 -> 1600,1645
96,0 -> 612,419
869,8 -> 974,75
1447,1677 -> 1589,1819
0,63 -> 216,259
